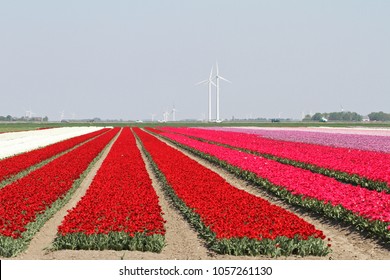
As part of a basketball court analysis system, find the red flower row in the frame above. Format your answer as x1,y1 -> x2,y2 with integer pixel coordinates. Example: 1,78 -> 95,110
135,128 -> 325,241
57,127 -> 165,237
0,128 -> 119,238
161,127 -> 390,186
0,128 -> 109,183
156,130 -> 390,226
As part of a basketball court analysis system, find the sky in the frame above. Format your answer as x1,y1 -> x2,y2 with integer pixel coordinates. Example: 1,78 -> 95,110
0,0 -> 389,121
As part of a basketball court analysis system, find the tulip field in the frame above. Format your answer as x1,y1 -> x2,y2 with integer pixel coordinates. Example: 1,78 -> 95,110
53,127 -> 166,252
0,125 -> 389,259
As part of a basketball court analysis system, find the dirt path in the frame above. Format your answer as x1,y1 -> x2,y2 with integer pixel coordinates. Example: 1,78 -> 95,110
9,129 -> 390,260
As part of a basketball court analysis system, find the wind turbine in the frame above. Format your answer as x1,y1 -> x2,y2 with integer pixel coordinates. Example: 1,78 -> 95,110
214,62 -> 231,122
25,110 -> 31,119
60,110 -> 65,122
24,107 -> 35,119
163,110 -> 170,122
171,106 -> 178,122
196,66 -> 215,122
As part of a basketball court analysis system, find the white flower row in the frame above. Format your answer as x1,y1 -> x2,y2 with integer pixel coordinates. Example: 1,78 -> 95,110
0,127 -> 107,160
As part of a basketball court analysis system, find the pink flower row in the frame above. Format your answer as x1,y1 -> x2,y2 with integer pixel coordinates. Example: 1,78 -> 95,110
162,127 -> 390,186
156,130 -> 390,226
211,127 -> 390,153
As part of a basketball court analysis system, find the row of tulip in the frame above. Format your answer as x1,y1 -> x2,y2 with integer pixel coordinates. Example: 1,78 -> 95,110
0,128 -> 120,257
53,128 -> 166,252
0,128 -> 109,184
151,128 -> 390,243
135,128 -> 330,256
213,127 -> 390,153
161,127 -> 390,192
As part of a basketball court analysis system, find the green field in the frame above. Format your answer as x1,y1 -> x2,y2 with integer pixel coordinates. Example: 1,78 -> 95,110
1,121 -> 390,133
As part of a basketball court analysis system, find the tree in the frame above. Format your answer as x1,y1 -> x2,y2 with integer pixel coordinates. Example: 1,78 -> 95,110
368,111 -> 390,121
311,113 -> 323,121
310,111 -> 363,121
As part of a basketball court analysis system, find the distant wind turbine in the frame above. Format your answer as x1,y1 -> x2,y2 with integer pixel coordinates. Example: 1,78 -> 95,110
60,110 -> 65,121
25,110 -> 32,119
24,107 -> 35,119
196,66 -> 215,122
163,110 -> 170,122
171,106 -> 178,121
214,62 -> 231,122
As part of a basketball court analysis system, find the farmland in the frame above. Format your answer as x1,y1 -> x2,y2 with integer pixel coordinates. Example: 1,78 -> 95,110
0,125 -> 389,260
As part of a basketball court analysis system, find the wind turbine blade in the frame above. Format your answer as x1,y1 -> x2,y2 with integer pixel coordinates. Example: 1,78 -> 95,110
219,76 -> 232,83
210,80 -> 216,87
195,80 -> 208,86
209,66 -> 214,80
216,61 -> 219,76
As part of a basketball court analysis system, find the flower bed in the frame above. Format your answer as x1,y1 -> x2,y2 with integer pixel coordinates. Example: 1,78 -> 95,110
53,128 -> 165,253
0,128 -> 109,184
213,127 -> 390,153
0,128 -> 120,257
152,129 -> 390,243
135,128 -> 329,256
160,127 -> 390,191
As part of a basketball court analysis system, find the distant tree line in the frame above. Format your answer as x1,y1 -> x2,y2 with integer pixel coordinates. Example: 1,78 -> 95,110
0,115 -> 49,122
368,111 -> 390,121
303,111 -> 390,122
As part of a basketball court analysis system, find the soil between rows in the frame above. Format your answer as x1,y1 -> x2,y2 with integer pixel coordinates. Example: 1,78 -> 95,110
7,129 -> 390,260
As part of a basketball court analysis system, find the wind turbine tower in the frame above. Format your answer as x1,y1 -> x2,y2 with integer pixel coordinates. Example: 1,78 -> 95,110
25,110 -> 32,119
196,66 -> 215,122
60,111 -> 65,121
171,106 -> 177,122
163,110 -> 169,122
214,62 -> 231,122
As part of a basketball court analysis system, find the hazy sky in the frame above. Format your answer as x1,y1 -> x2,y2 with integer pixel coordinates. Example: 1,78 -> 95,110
1,0 -> 389,121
